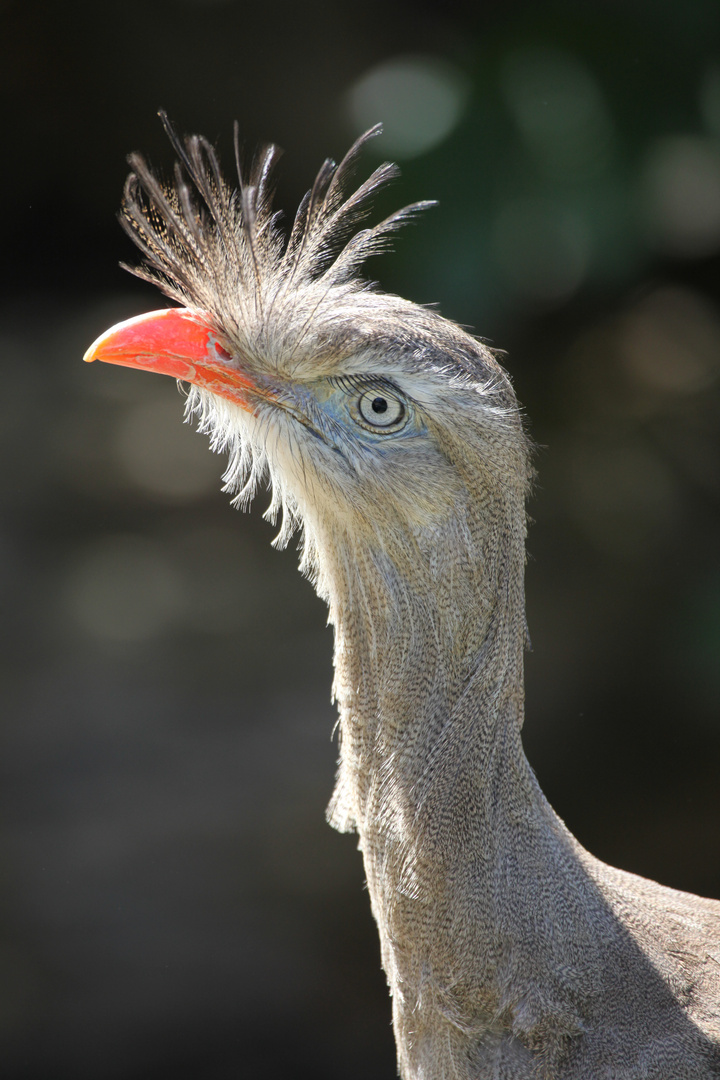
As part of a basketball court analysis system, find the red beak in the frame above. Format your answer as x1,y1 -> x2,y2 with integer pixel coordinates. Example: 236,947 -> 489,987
83,308 -> 257,408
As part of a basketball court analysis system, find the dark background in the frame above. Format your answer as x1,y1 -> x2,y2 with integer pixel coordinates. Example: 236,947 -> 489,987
2,0 -> 719,1077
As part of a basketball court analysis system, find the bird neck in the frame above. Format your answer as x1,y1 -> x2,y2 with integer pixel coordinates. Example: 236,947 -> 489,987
324,487 -> 533,845
317,491 -> 600,1070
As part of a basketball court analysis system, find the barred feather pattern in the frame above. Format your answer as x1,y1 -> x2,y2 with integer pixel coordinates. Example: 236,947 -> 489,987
114,118 -> 720,1080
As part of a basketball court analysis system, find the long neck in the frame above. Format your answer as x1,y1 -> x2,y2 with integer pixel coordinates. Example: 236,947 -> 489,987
326,481 -> 532,845
317,488 -> 605,1077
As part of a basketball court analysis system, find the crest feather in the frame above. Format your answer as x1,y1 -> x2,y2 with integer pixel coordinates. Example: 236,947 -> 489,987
119,113 -> 435,330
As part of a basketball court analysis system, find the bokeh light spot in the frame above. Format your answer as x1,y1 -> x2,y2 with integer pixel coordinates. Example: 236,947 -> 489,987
346,56 -> 469,159
640,135 -> 720,257
618,287 -> 720,395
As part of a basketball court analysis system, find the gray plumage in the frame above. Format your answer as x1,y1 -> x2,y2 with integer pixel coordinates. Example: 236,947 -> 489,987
104,117 -> 720,1078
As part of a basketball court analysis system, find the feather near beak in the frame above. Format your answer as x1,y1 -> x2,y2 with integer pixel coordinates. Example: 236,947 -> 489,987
81,117 -> 720,1080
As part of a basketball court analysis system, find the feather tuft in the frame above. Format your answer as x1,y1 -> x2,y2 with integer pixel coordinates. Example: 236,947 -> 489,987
119,114 -> 432,336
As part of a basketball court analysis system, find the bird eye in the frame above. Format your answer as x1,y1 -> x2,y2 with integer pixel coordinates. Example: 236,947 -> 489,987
356,389 -> 407,431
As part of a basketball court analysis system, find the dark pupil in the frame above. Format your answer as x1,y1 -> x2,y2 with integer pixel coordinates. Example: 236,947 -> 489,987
371,397 -> 388,414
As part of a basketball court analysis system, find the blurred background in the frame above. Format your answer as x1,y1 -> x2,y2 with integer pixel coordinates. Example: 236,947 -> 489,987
1,0 -> 719,1076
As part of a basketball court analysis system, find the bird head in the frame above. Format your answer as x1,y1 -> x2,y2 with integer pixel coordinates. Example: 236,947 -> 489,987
85,118 -> 532,708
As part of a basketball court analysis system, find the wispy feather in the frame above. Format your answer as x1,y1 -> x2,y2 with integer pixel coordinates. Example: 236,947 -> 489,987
119,112 -> 434,335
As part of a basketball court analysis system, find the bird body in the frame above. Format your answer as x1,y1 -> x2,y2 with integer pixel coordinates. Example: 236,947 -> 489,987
85,119 -> 720,1078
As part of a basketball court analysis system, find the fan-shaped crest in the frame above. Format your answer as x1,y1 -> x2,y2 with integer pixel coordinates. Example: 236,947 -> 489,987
119,112 -> 434,337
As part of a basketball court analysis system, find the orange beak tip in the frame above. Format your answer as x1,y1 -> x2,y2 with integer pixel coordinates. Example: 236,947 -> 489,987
81,308 -> 257,408
82,308 -> 211,370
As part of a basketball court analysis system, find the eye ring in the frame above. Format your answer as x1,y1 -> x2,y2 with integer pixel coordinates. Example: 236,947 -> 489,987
356,389 -> 407,431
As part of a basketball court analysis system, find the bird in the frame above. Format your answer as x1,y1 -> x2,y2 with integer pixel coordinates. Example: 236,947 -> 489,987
84,115 -> 720,1079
